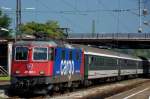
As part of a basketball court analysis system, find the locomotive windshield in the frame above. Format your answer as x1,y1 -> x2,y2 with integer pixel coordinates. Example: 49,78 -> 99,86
33,47 -> 48,60
15,47 -> 28,60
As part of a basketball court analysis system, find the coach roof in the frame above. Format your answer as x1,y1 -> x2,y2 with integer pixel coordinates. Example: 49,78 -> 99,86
73,44 -> 139,60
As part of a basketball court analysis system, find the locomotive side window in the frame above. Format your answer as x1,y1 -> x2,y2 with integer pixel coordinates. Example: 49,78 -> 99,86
33,47 -> 48,60
15,47 -> 28,60
49,48 -> 54,60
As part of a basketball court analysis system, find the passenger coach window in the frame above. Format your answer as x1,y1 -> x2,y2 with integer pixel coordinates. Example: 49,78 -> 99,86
33,47 -> 48,60
88,56 -> 94,64
15,47 -> 28,60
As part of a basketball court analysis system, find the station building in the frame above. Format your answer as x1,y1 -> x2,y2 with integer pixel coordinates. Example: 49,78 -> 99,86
0,39 -> 13,76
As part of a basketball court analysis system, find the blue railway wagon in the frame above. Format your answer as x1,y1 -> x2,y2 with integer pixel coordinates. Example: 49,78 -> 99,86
53,47 -> 84,83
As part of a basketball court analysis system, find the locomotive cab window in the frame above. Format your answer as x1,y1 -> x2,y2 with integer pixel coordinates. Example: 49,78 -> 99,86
33,47 -> 48,60
15,47 -> 28,61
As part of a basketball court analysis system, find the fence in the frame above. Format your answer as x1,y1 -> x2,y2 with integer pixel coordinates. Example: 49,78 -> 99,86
0,66 -> 8,77
68,33 -> 150,39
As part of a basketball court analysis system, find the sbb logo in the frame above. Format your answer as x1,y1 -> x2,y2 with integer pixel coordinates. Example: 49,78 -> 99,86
26,64 -> 33,70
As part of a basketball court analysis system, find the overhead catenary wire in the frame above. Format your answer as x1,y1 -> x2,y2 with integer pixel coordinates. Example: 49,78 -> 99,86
97,0 -> 133,32
1,0 -> 148,33
36,0 -> 87,33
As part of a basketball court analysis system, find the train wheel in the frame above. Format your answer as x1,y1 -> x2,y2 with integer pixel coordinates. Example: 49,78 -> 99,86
68,86 -> 75,92
117,76 -> 121,81
48,90 -> 53,96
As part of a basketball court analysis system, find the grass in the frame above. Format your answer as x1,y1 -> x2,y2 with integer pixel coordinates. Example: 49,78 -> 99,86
0,76 -> 10,81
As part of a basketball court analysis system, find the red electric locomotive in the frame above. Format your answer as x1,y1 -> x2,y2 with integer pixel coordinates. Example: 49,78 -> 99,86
11,40 -> 84,94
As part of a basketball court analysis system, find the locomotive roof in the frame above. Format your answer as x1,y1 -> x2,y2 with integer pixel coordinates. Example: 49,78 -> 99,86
14,40 -> 74,48
73,44 -> 140,60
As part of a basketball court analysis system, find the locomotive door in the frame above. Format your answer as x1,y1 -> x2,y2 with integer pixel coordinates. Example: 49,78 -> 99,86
72,49 -> 82,75
117,58 -> 121,77
53,47 -> 62,76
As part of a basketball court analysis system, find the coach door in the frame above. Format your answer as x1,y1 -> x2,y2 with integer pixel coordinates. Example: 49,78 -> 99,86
84,54 -> 89,80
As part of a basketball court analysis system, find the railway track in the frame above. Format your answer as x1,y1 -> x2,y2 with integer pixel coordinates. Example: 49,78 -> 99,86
1,78 -> 149,99
50,78 -> 150,99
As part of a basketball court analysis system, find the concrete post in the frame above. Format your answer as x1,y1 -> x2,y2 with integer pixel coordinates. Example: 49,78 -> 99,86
7,42 -> 13,76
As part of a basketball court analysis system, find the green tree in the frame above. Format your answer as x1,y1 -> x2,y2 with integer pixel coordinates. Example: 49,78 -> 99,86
20,20 -> 66,39
0,9 -> 11,37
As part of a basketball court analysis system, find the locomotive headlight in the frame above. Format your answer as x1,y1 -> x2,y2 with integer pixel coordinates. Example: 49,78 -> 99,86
39,71 -> 45,75
15,70 -> 20,74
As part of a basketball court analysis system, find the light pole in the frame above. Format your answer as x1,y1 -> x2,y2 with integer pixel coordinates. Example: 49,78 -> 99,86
1,5 -> 35,40
0,27 -> 9,32
138,0 -> 142,33
1,6 -> 12,10
16,0 -> 21,40
138,0 -> 149,33
0,27 -> 10,39
143,20 -> 150,27
142,7 -> 149,32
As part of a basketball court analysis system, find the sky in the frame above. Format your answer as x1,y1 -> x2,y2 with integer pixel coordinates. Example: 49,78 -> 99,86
0,0 -> 150,34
